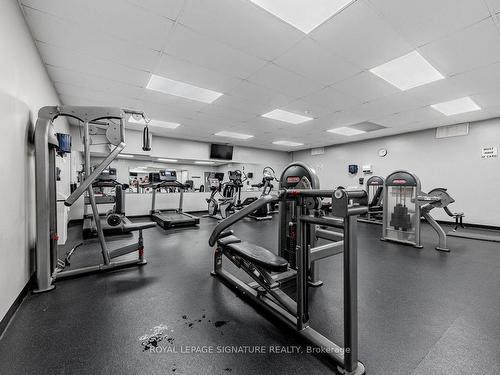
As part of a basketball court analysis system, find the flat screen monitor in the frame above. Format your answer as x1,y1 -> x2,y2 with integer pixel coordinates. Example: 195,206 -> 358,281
210,144 -> 233,160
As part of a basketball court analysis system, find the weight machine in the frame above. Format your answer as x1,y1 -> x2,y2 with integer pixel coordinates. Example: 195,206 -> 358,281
34,106 -> 155,293
382,171 -> 453,252
357,176 -> 384,225
209,187 -> 367,375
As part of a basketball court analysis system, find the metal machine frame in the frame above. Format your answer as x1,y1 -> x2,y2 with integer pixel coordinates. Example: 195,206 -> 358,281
279,162 -> 342,287
150,169 -> 200,229
34,106 -> 155,293
382,170 -> 451,252
209,188 -> 367,375
357,175 -> 384,225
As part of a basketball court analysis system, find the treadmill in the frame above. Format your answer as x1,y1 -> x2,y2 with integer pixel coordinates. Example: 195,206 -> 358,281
82,167 -> 135,238
150,169 -> 200,230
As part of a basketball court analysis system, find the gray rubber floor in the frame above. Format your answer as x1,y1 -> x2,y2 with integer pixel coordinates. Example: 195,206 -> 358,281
0,215 -> 499,375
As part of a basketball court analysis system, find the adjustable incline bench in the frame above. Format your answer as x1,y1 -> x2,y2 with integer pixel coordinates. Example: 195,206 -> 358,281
209,189 -> 368,375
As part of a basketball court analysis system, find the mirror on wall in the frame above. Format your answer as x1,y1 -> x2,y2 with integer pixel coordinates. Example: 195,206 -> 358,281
90,156 -> 281,194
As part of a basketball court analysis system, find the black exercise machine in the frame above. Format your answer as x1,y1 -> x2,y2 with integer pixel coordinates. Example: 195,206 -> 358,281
150,169 -> 200,229
209,187 -> 367,375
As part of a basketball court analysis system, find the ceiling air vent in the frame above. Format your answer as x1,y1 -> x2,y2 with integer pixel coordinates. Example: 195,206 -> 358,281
435,123 -> 469,139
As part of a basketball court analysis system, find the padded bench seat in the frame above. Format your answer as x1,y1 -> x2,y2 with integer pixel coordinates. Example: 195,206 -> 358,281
224,241 -> 288,273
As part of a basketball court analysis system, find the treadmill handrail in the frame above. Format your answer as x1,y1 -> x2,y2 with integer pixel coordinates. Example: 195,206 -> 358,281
209,194 -> 277,246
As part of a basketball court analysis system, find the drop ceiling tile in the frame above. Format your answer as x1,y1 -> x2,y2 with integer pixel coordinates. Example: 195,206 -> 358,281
226,80 -> 293,107
155,53 -> 242,94
247,63 -> 324,99
451,62 -> 500,95
125,0 -> 185,21
374,107 -> 443,128
310,0 -> 413,70
23,7 -> 160,71
22,0 -> 174,51
141,90 -> 208,112
282,99 -> 335,120
273,38 -> 362,86
367,0 -> 490,46
48,68 -> 150,108
197,105 -> 254,124
212,94 -> 284,116
400,78 -> 469,107
420,18 -> 500,76
331,71 -> 400,103
164,24 -> 267,79
471,89 -> 500,108
39,43 -> 150,86
178,0 -> 304,60
57,86 -> 142,109
140,101 -> 202,123
300,86 -> 362,113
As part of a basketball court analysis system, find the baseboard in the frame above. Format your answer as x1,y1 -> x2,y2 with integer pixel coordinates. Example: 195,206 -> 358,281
0,274 -> 34,340
435,219 -> 500,231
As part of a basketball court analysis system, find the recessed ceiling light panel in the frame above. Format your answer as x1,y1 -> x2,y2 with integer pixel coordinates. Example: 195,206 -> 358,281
327,127 -> 366,136
431,96 -> 481,116
262,109 -> 313,124
249,0 -> 355,34
157,158 -> 178,163
118,154 -> 134,158
195,161 -> 215,165
146,74 -> 223,103
272,140 -> 304,147
369,51 -> 444,91
214,131 -> 254,140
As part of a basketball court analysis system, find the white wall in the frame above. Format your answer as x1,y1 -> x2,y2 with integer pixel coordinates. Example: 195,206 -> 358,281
293,119 -> 500,226
0,1 -> 68,321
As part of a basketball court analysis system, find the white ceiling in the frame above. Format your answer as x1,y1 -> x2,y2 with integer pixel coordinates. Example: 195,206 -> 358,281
19,0 -> 500,151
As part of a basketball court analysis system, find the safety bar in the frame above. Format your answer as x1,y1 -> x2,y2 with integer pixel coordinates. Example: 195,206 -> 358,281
209,194 -> 277,246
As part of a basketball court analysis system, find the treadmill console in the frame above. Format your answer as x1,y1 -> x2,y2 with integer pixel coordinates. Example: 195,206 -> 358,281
160,169 -> 177,182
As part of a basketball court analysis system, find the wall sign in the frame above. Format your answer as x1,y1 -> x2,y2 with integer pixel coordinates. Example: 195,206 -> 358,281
481,146 -> 498,159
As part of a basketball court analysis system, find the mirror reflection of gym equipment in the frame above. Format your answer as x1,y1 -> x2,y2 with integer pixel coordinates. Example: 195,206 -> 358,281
149,169 -> 200,229
82,167 -> 134,238
357,175 -> 384,225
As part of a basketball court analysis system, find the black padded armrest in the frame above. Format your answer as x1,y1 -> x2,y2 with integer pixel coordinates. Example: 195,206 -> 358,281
123,221 -> 156,231
219,230 -> 234,239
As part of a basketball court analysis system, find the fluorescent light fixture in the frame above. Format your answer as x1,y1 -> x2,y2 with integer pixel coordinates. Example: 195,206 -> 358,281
214,131 -> 254,140
129,116 -> 180,129
146,74 -> 223,103
157,158 -> 178,163
118,154 -> 134,158
195,161 -> 215,165
431,96 -> 481,116
327,127 -> 366,136
369,51 -> 444,91
272,140 -> 304,147
262,109 -> 313,124
249,0 -> 354,34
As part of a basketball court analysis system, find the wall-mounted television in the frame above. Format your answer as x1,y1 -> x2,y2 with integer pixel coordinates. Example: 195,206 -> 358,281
210,144 -> 233,160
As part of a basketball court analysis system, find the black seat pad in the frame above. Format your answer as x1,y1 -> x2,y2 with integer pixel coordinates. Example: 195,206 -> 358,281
226,242 -> 288,272
123,221 -> 156,231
